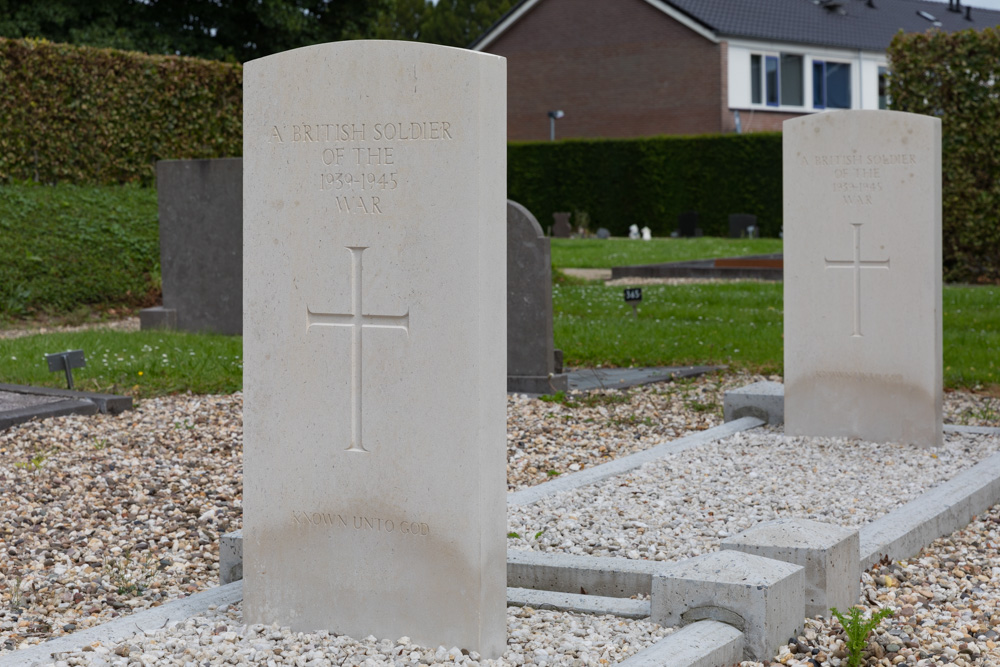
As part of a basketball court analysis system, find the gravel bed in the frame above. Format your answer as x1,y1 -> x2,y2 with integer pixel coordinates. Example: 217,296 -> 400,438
507,426 -> 1000,560
0,351 -> 998,664
45,603 -> 671,667
745,500 -> 1000,667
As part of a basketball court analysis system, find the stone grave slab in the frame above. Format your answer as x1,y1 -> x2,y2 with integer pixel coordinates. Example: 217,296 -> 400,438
507,200 -> 567,394
242,41 -> 507,656
141,158 -> 243,335
783,110 -> 942,447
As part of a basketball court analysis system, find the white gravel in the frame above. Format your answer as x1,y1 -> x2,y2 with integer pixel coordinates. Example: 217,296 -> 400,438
1,361 -> 998,666
507,426 -> 1000,562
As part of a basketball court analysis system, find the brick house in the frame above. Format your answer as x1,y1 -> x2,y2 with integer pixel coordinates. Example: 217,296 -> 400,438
471,0 -> 1000,140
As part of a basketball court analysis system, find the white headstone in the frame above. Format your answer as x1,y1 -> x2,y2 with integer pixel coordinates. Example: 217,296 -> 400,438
629,224 -> 640,239
242,41 -> 507,655
784,110 -> 942,447
641,226 -> 651,241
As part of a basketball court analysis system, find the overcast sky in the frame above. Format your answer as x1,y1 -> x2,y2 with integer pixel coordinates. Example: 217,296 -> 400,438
925,0 -> 1000,10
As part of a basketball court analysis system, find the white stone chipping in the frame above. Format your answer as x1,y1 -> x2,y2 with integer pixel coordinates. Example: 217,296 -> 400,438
507,426 -> 998,562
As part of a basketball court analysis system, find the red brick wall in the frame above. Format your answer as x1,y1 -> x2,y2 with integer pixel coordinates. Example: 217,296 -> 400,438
484,0 -> 730,140
725,108 -> 803,133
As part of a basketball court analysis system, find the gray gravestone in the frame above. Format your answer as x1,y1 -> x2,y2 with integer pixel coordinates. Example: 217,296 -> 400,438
140,158 -> 243,335
729,213 -> 757,238
677,211 -> 701,237
552,211 -> 572,238
508,201 -> 568,394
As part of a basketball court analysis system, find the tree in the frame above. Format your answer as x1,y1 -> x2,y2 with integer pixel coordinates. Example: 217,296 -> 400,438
372,0 -> 512,48
0,0 -> 382,61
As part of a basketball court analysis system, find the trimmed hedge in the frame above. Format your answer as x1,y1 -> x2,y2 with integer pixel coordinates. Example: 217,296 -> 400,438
0,38 -> 242,186
508,133 -> 783,238
889,28 -> 1000,284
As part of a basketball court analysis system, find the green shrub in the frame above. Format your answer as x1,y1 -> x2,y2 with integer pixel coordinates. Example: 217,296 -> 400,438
508,133 -> 782,238
0,181 -> 159,313
0,38 -> 242,185
889,27 -> 1000,284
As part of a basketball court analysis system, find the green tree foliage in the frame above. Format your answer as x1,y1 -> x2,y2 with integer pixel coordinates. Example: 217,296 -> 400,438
0,0 -> 381,62
373,0 -> 512,47
889,27 -> 1000,283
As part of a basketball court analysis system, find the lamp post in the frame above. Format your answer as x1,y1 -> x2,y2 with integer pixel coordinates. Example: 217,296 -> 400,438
547,110 -> 564,141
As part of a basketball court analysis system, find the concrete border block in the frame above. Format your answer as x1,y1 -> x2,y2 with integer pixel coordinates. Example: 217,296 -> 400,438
139,306 -> 177,331
507,549 -> 664,598
507,587 -> 650,619
0,582 -> 243,667
508,416 -> 765,507
220,529 -> 243,585
860,449 -> 1000,568
651,550 -> 804,662
0,383 -> 132,415
721,518 -> 859,619
507,373 -> 569,395
619,620 -> 744,667
723,381 -> 784,424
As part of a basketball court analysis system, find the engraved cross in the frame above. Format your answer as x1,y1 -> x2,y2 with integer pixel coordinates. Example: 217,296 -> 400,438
824,223 -> 889,338
307,246 -> 409,453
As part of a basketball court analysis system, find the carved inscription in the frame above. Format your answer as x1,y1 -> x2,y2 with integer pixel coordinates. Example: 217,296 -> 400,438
815,371 -> 904,383
292,510 -> 430,536
266,121 -> 455,215
797,152 -> 917,206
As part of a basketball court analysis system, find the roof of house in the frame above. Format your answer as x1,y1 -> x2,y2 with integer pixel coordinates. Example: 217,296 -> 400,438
471,0 -> 1000,52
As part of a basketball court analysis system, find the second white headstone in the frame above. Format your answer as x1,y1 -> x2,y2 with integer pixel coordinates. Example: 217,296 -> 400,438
784,110 -> 942,447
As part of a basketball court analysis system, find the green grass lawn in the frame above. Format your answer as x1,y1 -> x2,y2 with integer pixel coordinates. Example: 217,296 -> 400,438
0,329 -> 241,398
1,281 -> 994,396
550,237 -> 784,269
554,281 -> 1000,390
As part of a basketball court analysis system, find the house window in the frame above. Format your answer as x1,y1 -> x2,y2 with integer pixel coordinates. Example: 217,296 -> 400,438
813,61 -> 851,109
752,53 -> 804,107
751,55 -> 762,104
878,66 -> 888,109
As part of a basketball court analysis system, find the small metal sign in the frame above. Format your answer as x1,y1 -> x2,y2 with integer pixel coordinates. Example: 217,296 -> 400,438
46,349 -> 86,389
623,287 -> 642,318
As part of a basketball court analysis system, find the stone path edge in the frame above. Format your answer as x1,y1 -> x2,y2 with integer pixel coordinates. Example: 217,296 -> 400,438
507,416 -> 766,507
0,582 -> 244,667
859,448 -> 1000,568
0,383 -> 133,431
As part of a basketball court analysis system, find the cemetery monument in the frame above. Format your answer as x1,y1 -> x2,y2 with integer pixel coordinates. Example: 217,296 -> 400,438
242,41 -> 507,655
784,110 -> 942,447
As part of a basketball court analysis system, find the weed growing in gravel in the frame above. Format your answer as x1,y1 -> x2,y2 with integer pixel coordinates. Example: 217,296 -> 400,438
539,390 -> 630,409
8,576 -> 23,610
830,605 -> 894,667
102,549 -> 161,597
13,454 -> 46,470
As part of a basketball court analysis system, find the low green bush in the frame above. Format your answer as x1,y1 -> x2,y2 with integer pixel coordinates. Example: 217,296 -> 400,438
0,37 -> 242,185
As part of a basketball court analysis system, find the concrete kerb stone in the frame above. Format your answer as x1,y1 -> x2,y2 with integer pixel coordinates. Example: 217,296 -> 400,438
651,550 -> 805,662
508,416 -> 766,507
507,588 -> 650,619
721,518 -> 859,619
0,383 -> 132,415
0,582 -> 243,667
723,380 -> 784,424
860,448 -> 1000,568
618,620 -> 744,667
220,529 -> 243,585
506,549 -> 664,598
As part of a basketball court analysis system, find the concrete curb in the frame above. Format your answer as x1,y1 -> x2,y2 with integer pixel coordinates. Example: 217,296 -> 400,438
508,417 -> 766,507
507,549 -> 666,598
944,424 -> 1000,436
0,582 -> 243,667
618,620 -> 744,667
860,449 -> 1000,568
0,399 -> 97,430
506,588 -> 650,619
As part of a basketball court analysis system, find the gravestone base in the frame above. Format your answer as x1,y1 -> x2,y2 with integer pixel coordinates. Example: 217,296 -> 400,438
139,307 -> 178,331
651,550 -> 804,662
508,373 -> 568,395
723,381 -> 784,424
721,518 -> 860,619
